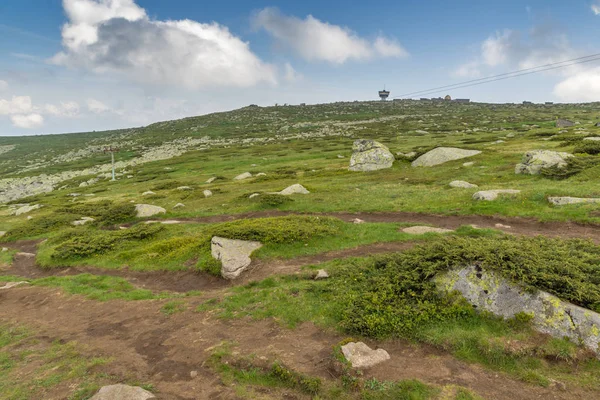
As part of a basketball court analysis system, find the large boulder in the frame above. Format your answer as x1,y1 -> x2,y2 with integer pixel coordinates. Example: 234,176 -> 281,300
411,147 -> 481,167
90,384 -> 156,400
278,184 -> 310,195
211,236 -> 263,280
515,150 -> 573,175
341,342 -> 390,369
548,197 -> 600,206
436,265 -> 600,356
348,140 -> 395,172
135,204 -> 166,218
473,189 -> 520,201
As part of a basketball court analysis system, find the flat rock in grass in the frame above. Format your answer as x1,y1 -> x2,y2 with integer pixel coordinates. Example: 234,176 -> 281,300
0,281 -> 29,290
402,226 -> 453,235
211,236 -> 263,280
249,193 -> 260,199
72,217 -> 95,226
16,252 -> 35,258
515,150 -> 573,175
206,177 -> 217,184
449,180 -> 478,189
473,190 -> 520,201
142,191 -> 156,196
352,218 -> 365,224
90,384 -> 156,400
463,162 -> 475,167
177,186 -> 192,190
548,197 -> 600,206
173,203 -> 185,208
278,184 -> 310,195
341,342 -> 390,369
135,204 -> 166,218
14,204 -> 42,216
0,231 -> 5,238
584,137 -> 600,141
556,119 -> 574,128
348,140 -> 395,172
436,265 -> 600,357
203,190 -> 213,198
315,269 -> 329,280
234,172 -> 252,180
411,147 -> 481,167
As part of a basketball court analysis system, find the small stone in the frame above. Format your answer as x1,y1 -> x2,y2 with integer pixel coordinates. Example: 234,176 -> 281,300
26,216 -> 33,220
190,370 -> 199,378
256,173 -> 267,177
234,172 -> 252,180
177,186 -> 192,191
89,384 -> 156,400
135,204 -> 166,218
352,218 -> 365,224
583,137 -> 600,141
495,223 -> 512,229
249,193 -> 260,199
1,248 -> 8,252
473,190 -> 520,201
412,147 -> 481,167
449,180 -> 478,189
348,139 -> 395,172
463,162 -> 474,167
341,342 -> 390,369
402,226 -> 453,235
142,191 -> 156,196
206,177 -> 217,184
337,154 -> 345,159
278,184 -> 310,195
174,203 -> 185,208
0,231 -> 5,238
315,270 -> 329,280
16,252 -> 35,258
548,197 -> 600,206
203,190 -> 213,198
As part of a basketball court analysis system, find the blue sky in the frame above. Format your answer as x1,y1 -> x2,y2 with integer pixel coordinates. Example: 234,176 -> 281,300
1,0 -> 600,136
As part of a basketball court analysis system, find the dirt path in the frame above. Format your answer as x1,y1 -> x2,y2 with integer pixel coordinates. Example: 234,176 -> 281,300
176,210 -> 600,243
0,285 -> 590,400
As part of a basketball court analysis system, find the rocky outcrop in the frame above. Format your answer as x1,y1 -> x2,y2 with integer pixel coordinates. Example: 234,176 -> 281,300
436,265 -> 600,356
515,150 -> 573,175
211,236 -> 263,280
341,342 -> 390,369
449,180 -> 478,189
473,189 -> 520,201
89,384 -> 156,400
278,184 -> 310,195
135,204 -> 166,218
411,147 -> 481,167
402,226 -> 453,235
548,197 -> 600,206
348,140 -> 395,172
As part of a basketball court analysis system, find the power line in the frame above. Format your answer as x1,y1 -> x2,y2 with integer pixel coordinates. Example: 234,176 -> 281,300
395,52 -> 600,99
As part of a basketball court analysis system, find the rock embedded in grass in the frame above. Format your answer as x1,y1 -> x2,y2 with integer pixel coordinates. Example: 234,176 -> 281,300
278,184 -> 310,195
234,172 -> 252,180
211,236 -> 263,280
142,191 -> 156,196
515,150 -> 573,175
71,217 -> 95,226
173,203 -> 185,208
556,119 -> 575,128
0,281 -> 29,290
13,204 -> 42,216
402,226 -> 453,235
548,197 -> 600,206
348,139 -> 395,172
449,180 -> 478,189
472,189 -> 520,201
203,190 -> 213,198
411,147 -> 481,167
89,384 -> 156,400
135,204 -> 166,218
177,186 -> 192,190
315,269 -> 329,280
584,137 -> 600,141
206,177 -> 217,184
341,342 -> 390,369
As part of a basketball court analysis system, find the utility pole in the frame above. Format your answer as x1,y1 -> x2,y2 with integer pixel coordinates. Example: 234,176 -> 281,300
103,146 -> 120,181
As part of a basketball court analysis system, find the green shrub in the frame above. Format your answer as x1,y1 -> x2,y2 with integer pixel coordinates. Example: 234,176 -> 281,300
55,201 -> 136,226
540,156 -> 600,179
5,214 -> 74,239
256,194 -> 294,207
574,141 -> 600,155
150,180 -> 184,190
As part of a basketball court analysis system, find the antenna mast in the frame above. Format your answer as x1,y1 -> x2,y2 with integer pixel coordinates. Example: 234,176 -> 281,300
103,146 -> 120,181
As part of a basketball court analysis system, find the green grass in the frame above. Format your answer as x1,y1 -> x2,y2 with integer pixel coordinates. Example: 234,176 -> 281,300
161,300 -> 187,316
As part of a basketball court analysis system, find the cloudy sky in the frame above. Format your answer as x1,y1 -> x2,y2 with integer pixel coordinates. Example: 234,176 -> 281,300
1,0 -> 600,136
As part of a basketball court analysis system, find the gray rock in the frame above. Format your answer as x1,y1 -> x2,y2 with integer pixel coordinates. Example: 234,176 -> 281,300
436,265 -> 600,356
14,204 -> 42,216
1,248 -> 8,252
548,197 -> 600,206
142,191 -> 156,196
352,218 -> 365,224
173,203 -> 185,208
89,384 -> 156,400
177,186 -> 192,191
462,162 -> 474,167
0,231 -> 5,238
348,140 -> 395,172
412,147 -> 481,167
515,150 -> 573,175
135,204 -> 166,218
0,281 -> 29,290
341,342 -> 390,369
211,236 -> 263,280
449,180 -> 478,189
203,190 -> 213,198
396,151 -> 417,160
473,189 -> 520,201
248,193 -> 260,199
256,173 -> 267,177
315,269 -> 329,280
16,252 -> 35,258
584,137 -> 600,141
402,226 -> 453,235
206,177 -> 217,184
278,184 -> 310,195
556,119 -> 574,128
72,217 -> 95,226
234,172 -> 252,180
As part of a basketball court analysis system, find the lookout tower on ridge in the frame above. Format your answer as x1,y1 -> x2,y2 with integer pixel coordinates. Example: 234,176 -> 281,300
379,88 -> 390,101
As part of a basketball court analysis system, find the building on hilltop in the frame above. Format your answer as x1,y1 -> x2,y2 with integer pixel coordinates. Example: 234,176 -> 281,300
444,95 -> 452,101
379,89 -> 390,101
523,101 -> 533,105
453,99 -> 470,103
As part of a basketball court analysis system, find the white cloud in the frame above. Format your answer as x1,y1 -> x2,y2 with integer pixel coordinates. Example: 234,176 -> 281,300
44,101 -> 80,117
592,2 -> 600,15
453,61 -> 482,78
10,114 -> 44,129
554,67 -> 600,101
0,80 -> 8,92
52,0 -> 277,89
0,96 -> 33,115
283,63 -> 302,82
252,8 -> 408,64
86,98 -> 111,114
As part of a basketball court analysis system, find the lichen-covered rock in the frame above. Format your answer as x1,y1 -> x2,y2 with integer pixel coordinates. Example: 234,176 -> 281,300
278,184 -> 310,195
348,140 -> 394,172
89,384 -> 156,400
411,147 -> 481,167
556,119 -> 574,128
548,197 -> 600,206
473,189 -> 520,201
402,226 -> 453,235
211,236 -> 263,280
234,172 -> 252,180
436,265 -> 600,356
135,204 -> 166,218
341,342 -> 390,369
449,180 -> 478,189
515,150 -> 573,175
13,204 -> 42,216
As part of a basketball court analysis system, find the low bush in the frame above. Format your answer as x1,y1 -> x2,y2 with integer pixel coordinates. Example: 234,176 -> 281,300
150,180 -> 184,190
540,156 -> 600,179
256,194 -> 294,207
5,214 -> 74,239
574,141 -> 600,155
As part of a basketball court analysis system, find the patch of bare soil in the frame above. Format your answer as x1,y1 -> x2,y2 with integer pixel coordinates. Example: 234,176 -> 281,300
0,286 -> 591,400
